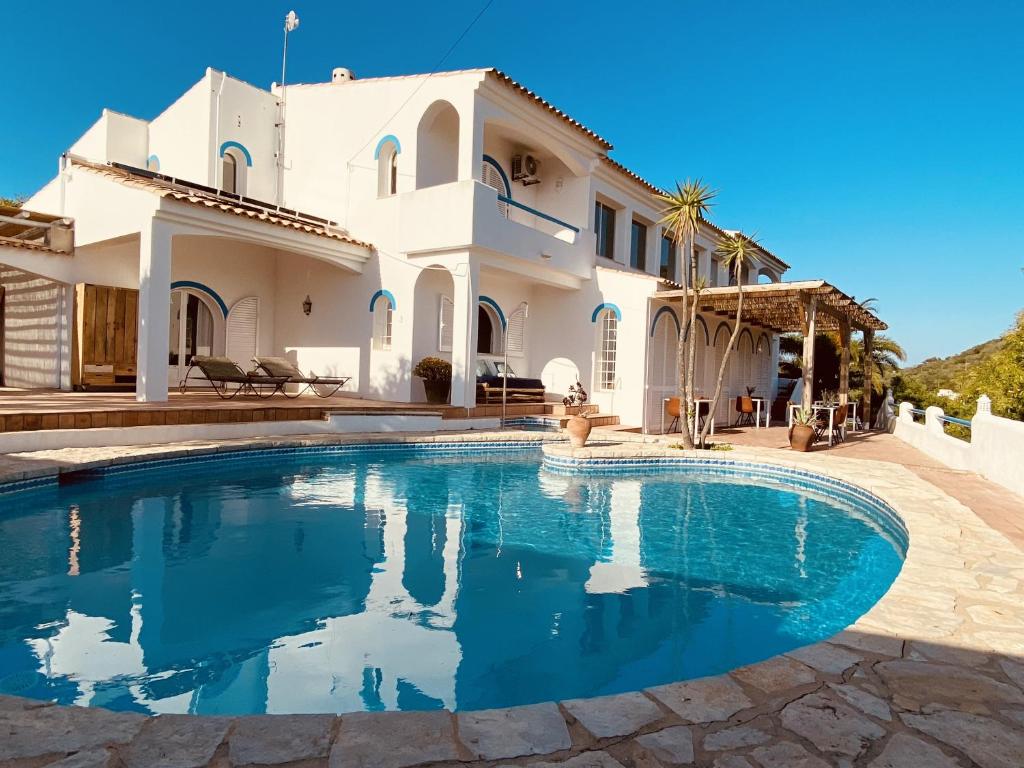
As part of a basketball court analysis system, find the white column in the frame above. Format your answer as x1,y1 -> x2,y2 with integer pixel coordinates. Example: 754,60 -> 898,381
449,259 -> 479,408
135,219 -> 172,402
458,100 -> 483,183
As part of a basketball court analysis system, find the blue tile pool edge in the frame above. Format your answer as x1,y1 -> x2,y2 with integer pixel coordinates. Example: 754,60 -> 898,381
0,438 -> 908,556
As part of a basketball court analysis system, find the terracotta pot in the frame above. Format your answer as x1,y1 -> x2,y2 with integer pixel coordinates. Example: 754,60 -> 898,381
422,379 -> 450,404
789,424 -> 815,452
566,415 -> 592,448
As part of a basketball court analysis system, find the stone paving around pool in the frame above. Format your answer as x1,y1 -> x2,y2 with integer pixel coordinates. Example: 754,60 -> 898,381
2,431 -> 1024,768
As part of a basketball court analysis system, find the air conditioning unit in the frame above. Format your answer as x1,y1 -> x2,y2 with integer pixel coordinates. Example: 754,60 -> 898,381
511,154 -> 541,186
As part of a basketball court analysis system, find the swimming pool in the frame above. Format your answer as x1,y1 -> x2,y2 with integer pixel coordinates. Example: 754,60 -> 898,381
0,443 -> 905,715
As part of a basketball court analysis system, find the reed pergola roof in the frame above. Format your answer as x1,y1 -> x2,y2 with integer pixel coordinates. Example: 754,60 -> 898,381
654,280 -> 887,334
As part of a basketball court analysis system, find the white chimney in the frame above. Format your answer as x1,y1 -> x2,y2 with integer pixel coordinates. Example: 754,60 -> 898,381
331,67 -> 356,84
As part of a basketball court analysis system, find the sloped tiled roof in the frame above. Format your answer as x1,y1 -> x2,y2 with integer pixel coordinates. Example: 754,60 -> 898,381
70,160 -> 372,249
485,69 -> 612,150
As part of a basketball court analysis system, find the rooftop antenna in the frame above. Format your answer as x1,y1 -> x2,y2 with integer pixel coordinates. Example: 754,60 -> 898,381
281,10 -> 300,87
276,10 -> 300,207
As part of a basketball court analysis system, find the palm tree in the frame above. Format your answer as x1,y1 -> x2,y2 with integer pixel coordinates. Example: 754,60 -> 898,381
852,335 -> 906,394
699,231 -> 759,446
655,180 -> 717,447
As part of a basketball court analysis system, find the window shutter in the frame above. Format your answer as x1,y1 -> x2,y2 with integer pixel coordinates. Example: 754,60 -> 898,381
505,310 -> 525,355
438,296 -> 453,352
226,296 -> 259,368
481,161 -> 509,218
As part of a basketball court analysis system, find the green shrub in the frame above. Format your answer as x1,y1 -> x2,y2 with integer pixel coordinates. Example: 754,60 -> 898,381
413,356 -> 452,383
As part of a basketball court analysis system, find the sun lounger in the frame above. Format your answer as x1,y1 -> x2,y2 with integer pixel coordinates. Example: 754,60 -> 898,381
252,356 -> 351,398
179,355 -> 289,399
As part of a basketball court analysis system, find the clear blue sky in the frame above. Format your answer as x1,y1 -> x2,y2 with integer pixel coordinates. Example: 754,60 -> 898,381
3,1 -> 1022,364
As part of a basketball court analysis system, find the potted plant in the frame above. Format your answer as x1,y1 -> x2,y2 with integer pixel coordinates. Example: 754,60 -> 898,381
413,357 -> 452,404
562,381 -> 592,448
789,408 -> 816,452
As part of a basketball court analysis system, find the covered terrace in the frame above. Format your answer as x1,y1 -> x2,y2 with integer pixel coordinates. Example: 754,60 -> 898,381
654,280 -> 887,425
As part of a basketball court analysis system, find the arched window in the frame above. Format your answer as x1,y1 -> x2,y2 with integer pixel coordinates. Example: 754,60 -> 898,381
222,152 -> 238,194
372,295 -> 394,351
377,140 -> 399,197
219,144 -> 249,195
596,309 -> 618,390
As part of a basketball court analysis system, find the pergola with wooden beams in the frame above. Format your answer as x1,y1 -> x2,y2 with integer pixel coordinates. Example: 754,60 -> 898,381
653,280 -> 888,423
0,205 -> 74,253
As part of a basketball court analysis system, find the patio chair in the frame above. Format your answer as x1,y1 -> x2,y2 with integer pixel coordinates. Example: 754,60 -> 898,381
735,396 -> 755,427
252,356 -> 351,399
832,404 -> 848,444
180,356 -> 289,399
666,397 -> 681,432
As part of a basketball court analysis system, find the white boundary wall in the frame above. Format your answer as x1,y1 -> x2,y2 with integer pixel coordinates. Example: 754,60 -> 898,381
894,396 -> 1024,499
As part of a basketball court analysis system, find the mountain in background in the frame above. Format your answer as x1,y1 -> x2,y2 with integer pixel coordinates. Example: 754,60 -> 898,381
904,337 -> 1005,393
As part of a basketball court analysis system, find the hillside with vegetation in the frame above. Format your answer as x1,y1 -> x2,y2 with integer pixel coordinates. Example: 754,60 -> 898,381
894,310 -> 1024,421
903,337 -> 1004,393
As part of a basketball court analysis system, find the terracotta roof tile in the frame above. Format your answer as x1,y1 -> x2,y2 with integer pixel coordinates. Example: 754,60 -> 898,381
70,160 -> 372,249
486,69 -> 613,150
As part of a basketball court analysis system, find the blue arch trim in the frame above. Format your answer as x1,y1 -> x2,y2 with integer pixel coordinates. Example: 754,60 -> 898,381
481,154 -> 511,198
374,135 -> 402,159
369,289 -> 396,312
171,280 -> 229,318
478,295 -> 507,329
591,303 -> 622,323
650,306 -> 681,337
219,141 -> 253,166
146,154 -> 160,171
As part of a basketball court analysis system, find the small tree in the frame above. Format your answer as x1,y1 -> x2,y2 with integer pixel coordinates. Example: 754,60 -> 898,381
699,231 -> 759,446
655,180 -> 717,447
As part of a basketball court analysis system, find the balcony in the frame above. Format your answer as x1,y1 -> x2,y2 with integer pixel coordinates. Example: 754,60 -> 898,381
393,180 -> 593,281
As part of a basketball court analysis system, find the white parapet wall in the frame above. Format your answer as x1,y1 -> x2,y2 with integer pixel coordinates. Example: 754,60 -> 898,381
894,396 -> 1024,499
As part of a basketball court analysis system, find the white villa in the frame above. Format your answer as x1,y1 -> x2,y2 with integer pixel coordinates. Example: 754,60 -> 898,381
0,65 -> 870,431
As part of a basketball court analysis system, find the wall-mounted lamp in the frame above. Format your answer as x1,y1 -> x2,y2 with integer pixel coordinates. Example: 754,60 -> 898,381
302,295 -> 312,315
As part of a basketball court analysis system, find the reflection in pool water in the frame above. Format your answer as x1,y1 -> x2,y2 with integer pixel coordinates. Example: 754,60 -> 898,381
0,448 -> 904,714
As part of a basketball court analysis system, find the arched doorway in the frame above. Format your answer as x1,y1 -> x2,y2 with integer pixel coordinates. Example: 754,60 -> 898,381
416,101 -> 460,189
168,288 -> 223,387
646,308 -> 679,432
477,303 -> 503,355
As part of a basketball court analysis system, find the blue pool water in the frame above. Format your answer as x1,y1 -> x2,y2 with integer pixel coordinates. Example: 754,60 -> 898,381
0,445 -> 904,715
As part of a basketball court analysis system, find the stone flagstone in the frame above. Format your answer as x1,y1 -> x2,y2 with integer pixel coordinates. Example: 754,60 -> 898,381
703,724 -> 771,751
730,655 -> 817,694
785,643 -> 862,675
122,715 -> 232,768
515,751 -> 626,768
634,725 -> 695,765
868,733 -> 963,768
780,691 -> 886,758
647,676 -> 752,724
331,711 -> 460,768
0,705 -> 146,764
901,710 -> 1024,768
561,692 -> 664,738
751,741 -> 830,768
457,703 -> 571,761
230,714 -> 335,766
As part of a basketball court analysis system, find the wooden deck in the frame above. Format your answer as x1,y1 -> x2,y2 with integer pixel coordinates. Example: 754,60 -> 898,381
0,389 -> 558,433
